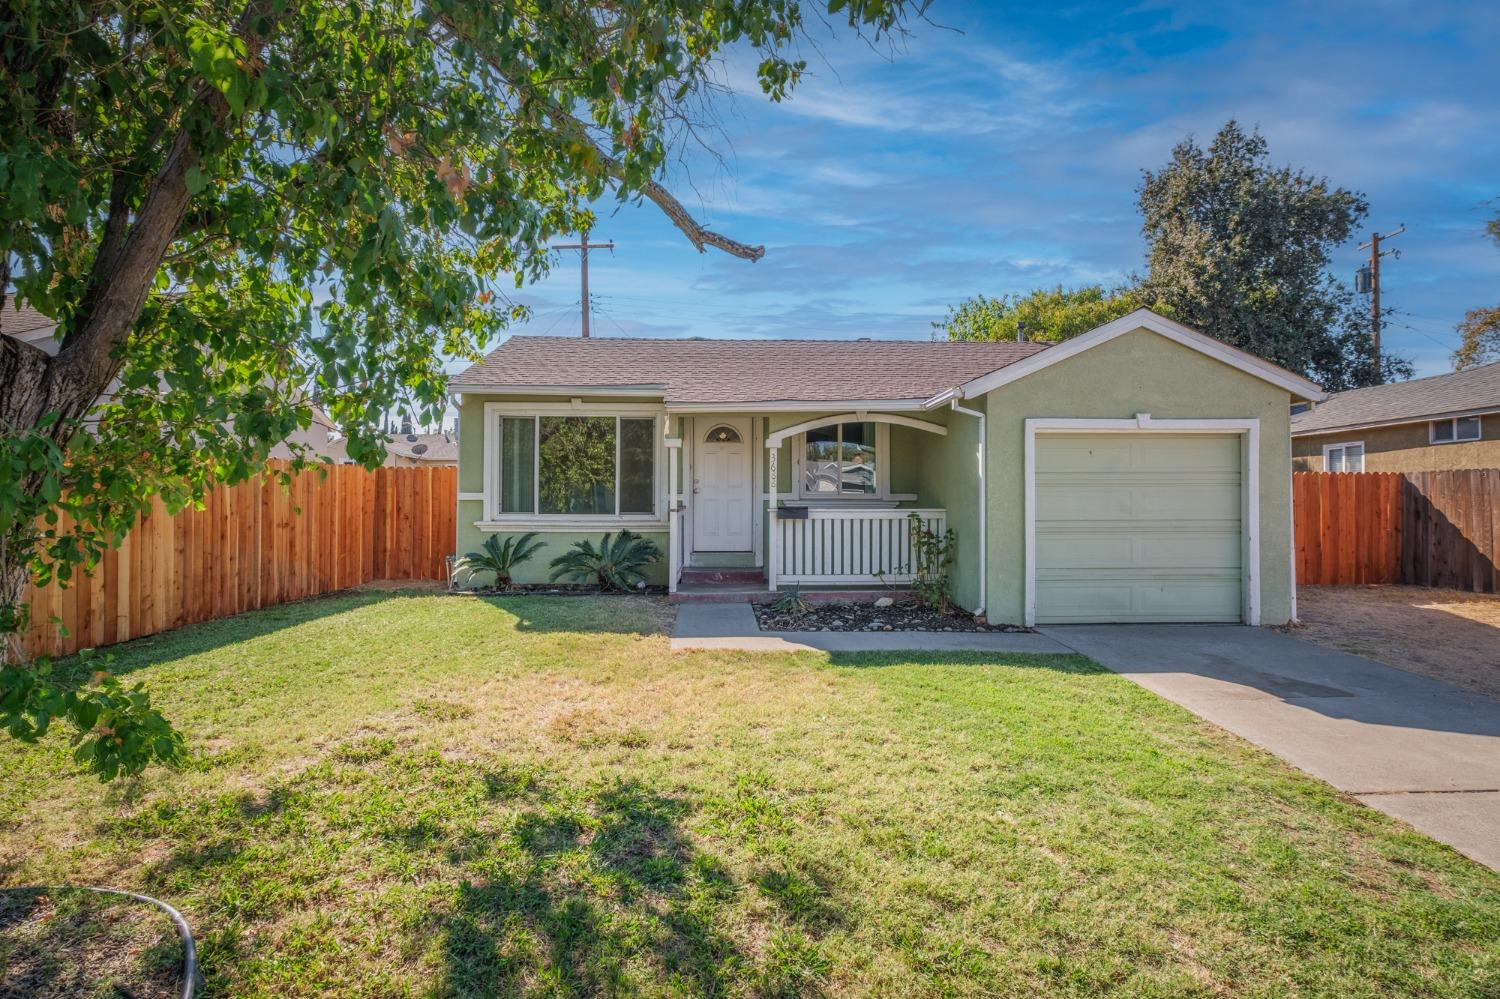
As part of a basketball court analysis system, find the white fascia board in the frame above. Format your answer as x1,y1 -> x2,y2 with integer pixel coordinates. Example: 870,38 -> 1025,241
447,383 -> 666,398
957,309 -> 1328,403
664,398 -> 928,413
922,387 -> 962,409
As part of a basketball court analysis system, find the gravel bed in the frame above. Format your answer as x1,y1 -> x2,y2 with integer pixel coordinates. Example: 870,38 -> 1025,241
755,600 -> 1029,633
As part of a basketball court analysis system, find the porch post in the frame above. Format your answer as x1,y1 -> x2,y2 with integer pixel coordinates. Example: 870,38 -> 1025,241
666,425 -> 682,594
767,443 -> 779,591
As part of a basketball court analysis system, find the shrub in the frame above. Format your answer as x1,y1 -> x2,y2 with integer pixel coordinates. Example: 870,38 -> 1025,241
768,585 -> 811,616
460,533 -> 544,589
906,513 -> 956,615
548,531 -> 660,591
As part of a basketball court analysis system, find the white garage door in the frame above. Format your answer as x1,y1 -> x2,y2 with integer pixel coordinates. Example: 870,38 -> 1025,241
1034,433 -> 1244,624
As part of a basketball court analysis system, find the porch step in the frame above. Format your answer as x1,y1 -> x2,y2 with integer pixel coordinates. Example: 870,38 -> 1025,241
670,585 -> 907,604
679,567 -> 765,585
671,584 -> 772,603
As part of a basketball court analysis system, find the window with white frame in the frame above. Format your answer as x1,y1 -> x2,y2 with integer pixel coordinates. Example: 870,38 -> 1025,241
1323,441 -> 1364,472
1430,416 -> 1482,444
495,413 -> 658,518
797,421 -> 883,497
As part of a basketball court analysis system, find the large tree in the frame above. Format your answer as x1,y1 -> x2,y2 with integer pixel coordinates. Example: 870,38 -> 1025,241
0,0 -> 921,776
935,285 -> 1149,343
1452,204 -> 1500,370
1138,120 -> 1409,391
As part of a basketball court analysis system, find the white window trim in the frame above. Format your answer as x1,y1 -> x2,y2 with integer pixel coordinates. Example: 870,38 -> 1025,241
791,422 -> 891,500
479,401 -> 668,529
1023,415 -> 1262,628
1429,416 -> 1483,444
1322,440 -> 1365,473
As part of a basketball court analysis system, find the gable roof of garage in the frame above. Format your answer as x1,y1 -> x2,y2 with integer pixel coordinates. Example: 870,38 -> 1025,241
948,309 -> 1326,403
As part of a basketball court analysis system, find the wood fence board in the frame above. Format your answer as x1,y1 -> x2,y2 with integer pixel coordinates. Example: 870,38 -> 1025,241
1296,470 -> 1498,591
20,463 -> 456,658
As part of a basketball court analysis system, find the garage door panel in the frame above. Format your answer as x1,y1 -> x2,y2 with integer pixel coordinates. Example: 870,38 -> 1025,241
1130,436 -> 1240,472
1038,435 -> 1239,472
1035,576 -> 1241,623
1035,438 -> 1134,473
1035,432 -> 1244,624
1039,483 -> 1239,522
1038,529 -> 1240,570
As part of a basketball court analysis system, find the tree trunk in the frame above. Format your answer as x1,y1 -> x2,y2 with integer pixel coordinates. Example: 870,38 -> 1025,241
0,2 -> 285,661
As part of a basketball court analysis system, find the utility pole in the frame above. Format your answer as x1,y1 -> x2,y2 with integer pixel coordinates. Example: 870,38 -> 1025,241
551,230 -> 614,338
1357,224 -> 1405,362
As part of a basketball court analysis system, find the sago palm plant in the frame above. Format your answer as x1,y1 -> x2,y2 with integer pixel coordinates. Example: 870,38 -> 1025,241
548,530 -> 661,591
460,532 -> 544,590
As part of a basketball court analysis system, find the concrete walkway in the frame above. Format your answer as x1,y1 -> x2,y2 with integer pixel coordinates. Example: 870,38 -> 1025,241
1043,624 -> 1500,871
670,602 -> 1069,654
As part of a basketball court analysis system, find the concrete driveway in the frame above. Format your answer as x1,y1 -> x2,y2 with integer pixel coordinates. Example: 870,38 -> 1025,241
1042,624 -> 1500,871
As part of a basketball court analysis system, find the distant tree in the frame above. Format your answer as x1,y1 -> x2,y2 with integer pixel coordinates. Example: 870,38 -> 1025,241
1453,307 -> 1500,370
1453,205 -> 1500,370
1138,120 -> 1410,391
936,285 -> 1149,343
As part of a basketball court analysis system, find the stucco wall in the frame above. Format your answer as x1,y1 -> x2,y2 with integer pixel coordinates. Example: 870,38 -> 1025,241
453,393 -> 669,586
1292,414 -> 1500,472
915,407 -> 982,612
981,327 -> 1296,626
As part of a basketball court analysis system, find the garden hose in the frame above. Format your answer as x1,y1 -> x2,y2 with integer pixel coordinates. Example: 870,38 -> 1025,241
1,885 -> 199,999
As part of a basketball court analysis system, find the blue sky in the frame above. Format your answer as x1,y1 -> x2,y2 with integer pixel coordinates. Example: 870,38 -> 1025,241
486,0 -> 1500,378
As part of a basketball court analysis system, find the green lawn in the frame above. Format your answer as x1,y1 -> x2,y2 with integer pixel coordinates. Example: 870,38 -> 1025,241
2,592 -> 1497,997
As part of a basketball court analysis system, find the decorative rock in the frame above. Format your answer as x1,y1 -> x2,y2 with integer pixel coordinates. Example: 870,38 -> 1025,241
874,596 -> 894,608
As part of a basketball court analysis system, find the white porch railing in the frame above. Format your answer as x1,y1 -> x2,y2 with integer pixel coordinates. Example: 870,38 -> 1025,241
772,508 -> 945,586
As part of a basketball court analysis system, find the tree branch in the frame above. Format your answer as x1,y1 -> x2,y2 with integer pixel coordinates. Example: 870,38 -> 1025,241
432,13 -> 764,262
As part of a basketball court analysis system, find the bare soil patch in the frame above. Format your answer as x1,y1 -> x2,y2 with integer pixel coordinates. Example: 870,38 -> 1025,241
1292,585 -> 1500,702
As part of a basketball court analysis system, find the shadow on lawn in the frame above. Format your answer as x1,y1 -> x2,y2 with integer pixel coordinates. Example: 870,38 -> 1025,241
438,780 -> 749,997
132,748 -> 765,997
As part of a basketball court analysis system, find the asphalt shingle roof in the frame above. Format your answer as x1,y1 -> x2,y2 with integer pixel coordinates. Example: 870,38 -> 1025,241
1292,361 -> 1500,434
386,432 -> 458,463
452,336 -> 1052,405
1,296 -> 58,339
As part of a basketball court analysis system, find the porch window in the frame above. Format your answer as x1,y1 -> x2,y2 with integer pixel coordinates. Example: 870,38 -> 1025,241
498,414 -> 657,517
803,421 -> 877,495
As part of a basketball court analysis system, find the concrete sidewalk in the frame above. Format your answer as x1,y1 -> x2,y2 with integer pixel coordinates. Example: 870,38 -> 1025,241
671,602 -> 1069,654
1043,624 -> 1500,870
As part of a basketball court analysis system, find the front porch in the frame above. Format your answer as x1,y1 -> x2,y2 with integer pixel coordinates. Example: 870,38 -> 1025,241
664,408 -> 966,600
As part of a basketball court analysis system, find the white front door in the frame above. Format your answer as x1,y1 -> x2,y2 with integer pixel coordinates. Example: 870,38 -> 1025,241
693,419 -> 753,551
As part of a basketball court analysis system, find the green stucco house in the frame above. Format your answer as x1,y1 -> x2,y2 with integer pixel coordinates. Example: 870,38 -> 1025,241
449,310 -> 1324,627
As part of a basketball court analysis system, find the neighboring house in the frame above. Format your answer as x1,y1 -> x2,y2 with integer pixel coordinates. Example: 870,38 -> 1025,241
450,309 -> 1322,627
1292,362 -> 1500,472
4,294 -> 351,464
1,296 -> 59,353
269,407 -> 349,463
385,431 -> 459,467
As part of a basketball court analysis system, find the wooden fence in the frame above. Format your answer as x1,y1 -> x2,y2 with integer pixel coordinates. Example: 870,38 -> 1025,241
1294,470 -> 1500,592
20,462 -> 457,659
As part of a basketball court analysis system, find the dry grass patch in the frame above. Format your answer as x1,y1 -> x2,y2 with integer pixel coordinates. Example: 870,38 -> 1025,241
1293,585 -> 1500,701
